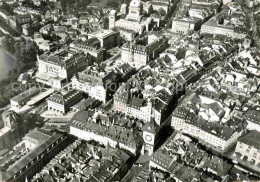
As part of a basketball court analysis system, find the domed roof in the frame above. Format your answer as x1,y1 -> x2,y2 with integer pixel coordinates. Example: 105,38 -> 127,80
110,9 -> 117,15
130,0 -> 141,8
121,3 -> 127,8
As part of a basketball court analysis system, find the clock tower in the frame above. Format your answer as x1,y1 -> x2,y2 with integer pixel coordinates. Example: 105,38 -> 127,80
109,10 -> 117,30
142,118 -> 159,156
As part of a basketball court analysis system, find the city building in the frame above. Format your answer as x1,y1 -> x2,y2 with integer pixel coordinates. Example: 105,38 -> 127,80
70,98 -> 99,112
234,131 -> 260,167
47,89 -> 83,114
142,119 -> 161,155
244,110 -> 260,132
121,35 -> 168,68
36,47 -> 89,89
16,14 -> 32,25
172,18 -> 201,34
0,128 -> 68,182
201,2 -> 248,39
31,140 -> 131,182
150,131 -> 232,180
109,0 -> 154,40
0,110 -> 22,150
151,0 -> 170,14
69,110 -> 143,155
10,86 -> 41,109
71,65 -> 122,103
70,38 -> 106,64
87,29 -> 118,49
172,0 -> 221,34
171,107 -> 244,151
113,53 -> 199,125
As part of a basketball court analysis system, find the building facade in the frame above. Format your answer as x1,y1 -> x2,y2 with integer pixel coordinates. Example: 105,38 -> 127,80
10,86 -> 41,109
0,128 -> 68,182
70,38 -> 105,64
171,107 -> 244,151
201,2 -> 248,39
234,131 -> 260,166
109,0 -> 153,38
172,19 -> 201,34
87,29 -> 118,49
71,66 -> 121,103
36,47 -> 89,89
121,36 -> 168,68
47,89 -> 83,114
69,111 -> 143,155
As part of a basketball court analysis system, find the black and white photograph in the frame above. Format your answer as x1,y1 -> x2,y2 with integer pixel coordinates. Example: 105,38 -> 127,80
0,0 -> 259,181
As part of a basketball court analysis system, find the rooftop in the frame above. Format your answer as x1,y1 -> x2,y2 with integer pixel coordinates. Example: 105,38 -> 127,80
88,29 -> 115,39
23,128 -> 52,147
10,86 -> 41,103
238,131 -> 260,150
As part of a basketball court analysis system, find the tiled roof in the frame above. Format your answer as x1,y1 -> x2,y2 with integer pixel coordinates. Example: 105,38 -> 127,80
238,131 -> 260,150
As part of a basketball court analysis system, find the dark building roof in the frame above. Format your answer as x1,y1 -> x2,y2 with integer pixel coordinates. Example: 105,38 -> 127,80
238,131 -> 260,150
244,110 -> 260,124
10,86 -> 41,103
143,118 -> 159,134
47,90 -> 82,105
0,129 -> 64,181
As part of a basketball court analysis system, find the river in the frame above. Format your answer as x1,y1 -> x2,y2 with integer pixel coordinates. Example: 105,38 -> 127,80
0,47 -> 16,81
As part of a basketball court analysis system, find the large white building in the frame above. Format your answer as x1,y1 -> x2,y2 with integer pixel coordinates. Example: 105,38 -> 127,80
172,18 -> 201,34
172,0 -> 221,35
10,86 -> 41,109
234,131 -> 260,167
47,89 -> 82,114
71,65 -> 121,103
121,35 -> 168,68
109,0 -> 153,39
201,2 -> 248,39
36,47 -> 89,89
171,107 -> 244,151
69,111 -> 143,155
87,29 -> 118,49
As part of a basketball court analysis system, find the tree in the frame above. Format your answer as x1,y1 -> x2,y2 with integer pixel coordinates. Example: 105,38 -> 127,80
103,17 -> 109,29
2,35 -> 15,54
158,8 -> 166,16
1,2 -> 14,15
60,0 -> 69,13
28,22 -> 42,36
106,0 -> 119,9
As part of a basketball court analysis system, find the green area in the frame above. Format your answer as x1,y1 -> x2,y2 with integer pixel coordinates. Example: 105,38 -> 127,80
0,2 -> 15,16
0,2 -> 20,36
60,0 -> 91,15
106,0 -> 120,10
0,36 -> 39,108
0,16 -> 20,37
0,30 -> 5,37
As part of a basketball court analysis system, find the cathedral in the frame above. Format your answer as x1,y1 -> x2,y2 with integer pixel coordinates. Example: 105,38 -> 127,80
109,0 -> 154,40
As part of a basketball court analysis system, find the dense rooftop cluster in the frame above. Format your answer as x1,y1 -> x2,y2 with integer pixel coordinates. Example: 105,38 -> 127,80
31,140 -> 130,182
0,0 -> 260,181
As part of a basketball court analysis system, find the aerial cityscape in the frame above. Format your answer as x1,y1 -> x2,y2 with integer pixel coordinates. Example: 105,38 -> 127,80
0,0 -> 259,181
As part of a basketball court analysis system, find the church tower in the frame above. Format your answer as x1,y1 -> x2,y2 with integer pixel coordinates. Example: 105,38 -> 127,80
120,3 -> 128,15
142,117 -> 160,156
126,0 -> 143,22
109,10 -> 117,29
